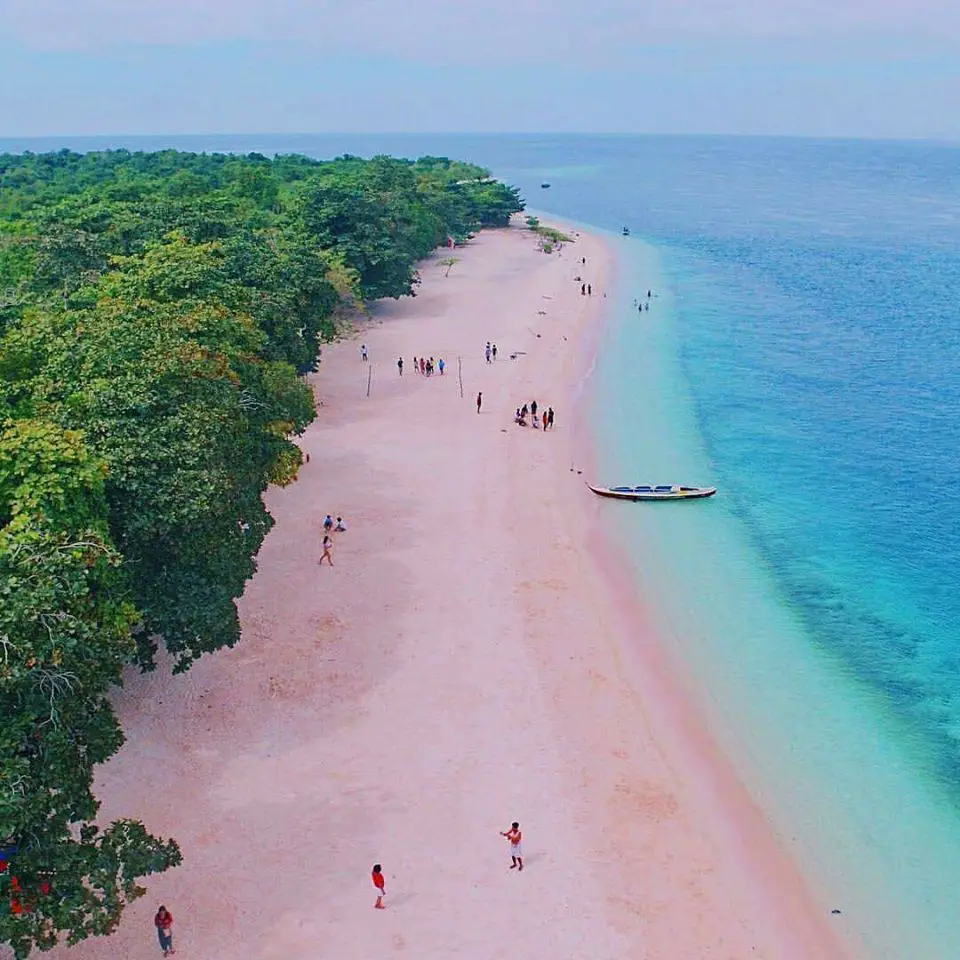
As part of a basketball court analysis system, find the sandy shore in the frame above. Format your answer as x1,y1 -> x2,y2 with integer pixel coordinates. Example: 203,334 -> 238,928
47,222 -> 853,960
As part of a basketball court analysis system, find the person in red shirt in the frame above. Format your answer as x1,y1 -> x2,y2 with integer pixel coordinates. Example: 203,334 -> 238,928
372,863 -> 386,909
154,905 -> 175,956
500,822 -> 523,871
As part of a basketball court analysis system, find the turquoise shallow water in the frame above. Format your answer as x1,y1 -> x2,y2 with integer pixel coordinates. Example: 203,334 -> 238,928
8,133 -> 960,955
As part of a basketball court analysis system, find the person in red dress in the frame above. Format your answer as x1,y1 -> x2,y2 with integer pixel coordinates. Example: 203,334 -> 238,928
372,864 -> 386,909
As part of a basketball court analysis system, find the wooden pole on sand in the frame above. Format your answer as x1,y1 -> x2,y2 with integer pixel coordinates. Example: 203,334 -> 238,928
366,364 -> 372,398
457,356 -> 464,399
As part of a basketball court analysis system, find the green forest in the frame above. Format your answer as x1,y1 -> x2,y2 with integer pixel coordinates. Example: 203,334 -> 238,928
0,148 -> 523,957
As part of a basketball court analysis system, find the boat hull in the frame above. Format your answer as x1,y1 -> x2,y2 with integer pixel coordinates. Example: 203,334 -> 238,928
587,484 -> 717,501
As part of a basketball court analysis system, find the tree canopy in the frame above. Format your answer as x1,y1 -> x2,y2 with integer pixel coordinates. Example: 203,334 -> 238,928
0,148 -> 523,956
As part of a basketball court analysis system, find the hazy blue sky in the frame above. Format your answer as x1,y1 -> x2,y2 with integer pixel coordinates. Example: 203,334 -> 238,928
2,0 -> 959,138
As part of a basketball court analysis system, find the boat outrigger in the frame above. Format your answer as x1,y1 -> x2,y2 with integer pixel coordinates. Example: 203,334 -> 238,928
588,483 -> 716,501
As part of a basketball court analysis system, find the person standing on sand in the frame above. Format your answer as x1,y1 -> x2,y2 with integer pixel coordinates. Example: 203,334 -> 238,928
154,906 -> 175,956
439,357 -> 445,375
588,283 -> 592,296
485,342 -> 492,363
372,864 -> 386,909
413,355 -> 419,374
530,400 -> 538,420
581,283 -> 586,296
361,344 -> 368,361
397,357 -> 404,376
501,822 -> 523,871
548,407 -> 555,430
492,343 -> 498,360
420,357 -> 426,375
476,391 -> 483,413
320,534 -> 334,567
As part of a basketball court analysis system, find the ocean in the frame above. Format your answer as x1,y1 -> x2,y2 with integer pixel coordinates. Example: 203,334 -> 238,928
5,132 -> 960,956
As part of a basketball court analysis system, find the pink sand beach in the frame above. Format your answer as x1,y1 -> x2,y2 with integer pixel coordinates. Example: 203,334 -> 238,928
49,222 -> 854,959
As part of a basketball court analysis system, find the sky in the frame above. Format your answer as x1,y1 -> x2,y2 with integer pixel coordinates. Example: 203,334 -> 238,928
1,0 -> 959,139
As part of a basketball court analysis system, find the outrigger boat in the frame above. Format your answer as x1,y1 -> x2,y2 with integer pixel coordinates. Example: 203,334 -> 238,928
588,483 -> 716,501
622,226 -> 630,236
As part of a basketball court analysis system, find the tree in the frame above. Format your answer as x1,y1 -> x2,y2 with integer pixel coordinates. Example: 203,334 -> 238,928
0,146 -> 524,955
438,257 -> 459,277
0,420 -> 180,959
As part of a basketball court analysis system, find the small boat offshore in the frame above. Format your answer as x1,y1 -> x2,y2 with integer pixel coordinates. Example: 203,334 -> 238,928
587,483 -> 717,501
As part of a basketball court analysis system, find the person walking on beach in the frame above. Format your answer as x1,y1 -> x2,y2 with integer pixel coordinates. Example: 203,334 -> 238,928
154,906 -> 175,956
501,822 -> 523,871
397,357 -> 404,376
588,283 -> 592,296
323,515 -> 334,533
372,864 -> 386,909
485,342 -> 492,363
419,357 -> 425,375
581,283 -> 586,296
530,400 -> 538,421
476,391 -> 483,413
438,357 -> 445,375
413,355 -> 419,374
492,343 -> 498,360
361,344 -> 368,362
320,534 -> 334,567
547,407 -> 555,430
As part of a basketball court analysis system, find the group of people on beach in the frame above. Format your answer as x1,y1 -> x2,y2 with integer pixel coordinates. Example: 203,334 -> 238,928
514,399 -> 554,430
634,289 -> 654,312
320,513 -> 347,567
485,341 -> 499,362
413,355 -> 445,376
372,821 -> 524,910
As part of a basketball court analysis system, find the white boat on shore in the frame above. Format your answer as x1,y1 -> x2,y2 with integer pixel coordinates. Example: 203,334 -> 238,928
588,483 -> 717,501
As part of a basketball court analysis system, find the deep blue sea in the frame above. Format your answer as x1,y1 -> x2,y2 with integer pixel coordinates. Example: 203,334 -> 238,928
5,132 -> 960,954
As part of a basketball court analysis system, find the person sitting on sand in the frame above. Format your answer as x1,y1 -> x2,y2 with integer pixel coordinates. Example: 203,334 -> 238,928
335,516 -> 347,532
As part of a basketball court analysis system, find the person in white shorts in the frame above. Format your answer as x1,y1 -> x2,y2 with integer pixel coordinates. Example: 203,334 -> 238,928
501,822 -> 523,871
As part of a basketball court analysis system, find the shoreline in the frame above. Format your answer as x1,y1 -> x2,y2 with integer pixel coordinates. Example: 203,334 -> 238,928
594,231 -> 960,959
48,219 -> 851,960
516,219 -> 858,958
